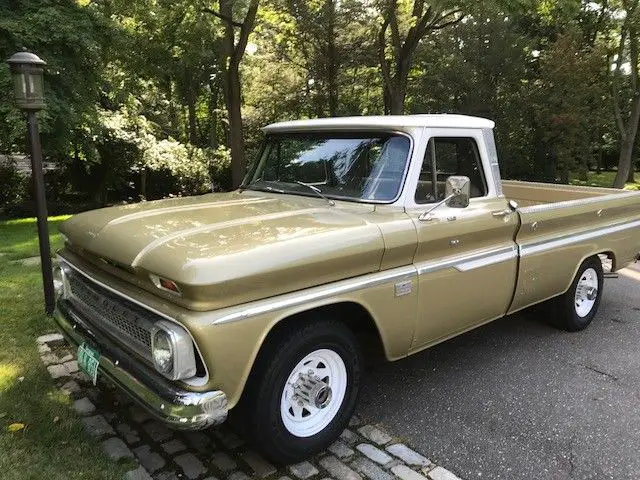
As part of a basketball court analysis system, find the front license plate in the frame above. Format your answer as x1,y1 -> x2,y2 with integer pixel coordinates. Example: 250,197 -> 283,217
77,342 -> 101,386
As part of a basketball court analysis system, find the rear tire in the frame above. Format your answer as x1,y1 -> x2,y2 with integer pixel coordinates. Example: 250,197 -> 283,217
241,320 -> 362,464
550,256 -> 604,332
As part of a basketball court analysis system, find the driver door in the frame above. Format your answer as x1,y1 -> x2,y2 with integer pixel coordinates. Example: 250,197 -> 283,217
406,129 -> 519,350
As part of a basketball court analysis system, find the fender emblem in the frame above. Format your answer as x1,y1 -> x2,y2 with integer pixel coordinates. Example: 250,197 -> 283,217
394,281 -> 412,297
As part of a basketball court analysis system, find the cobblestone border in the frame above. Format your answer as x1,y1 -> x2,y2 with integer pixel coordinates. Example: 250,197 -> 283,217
37,333 -> 464,480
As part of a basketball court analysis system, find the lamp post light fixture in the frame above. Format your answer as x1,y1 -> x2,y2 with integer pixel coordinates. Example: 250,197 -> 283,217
6,51 -> 55,315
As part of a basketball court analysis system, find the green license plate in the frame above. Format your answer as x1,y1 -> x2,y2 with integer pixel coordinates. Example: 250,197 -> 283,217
77,342 -> 101,385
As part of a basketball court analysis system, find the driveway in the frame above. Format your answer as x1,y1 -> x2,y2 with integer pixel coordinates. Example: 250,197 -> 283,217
357,263 -> 640,480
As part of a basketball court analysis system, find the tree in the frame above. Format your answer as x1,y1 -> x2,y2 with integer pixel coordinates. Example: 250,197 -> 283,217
0,0 -> 112,160
611,0 -> 640,187
377,0 -> 465,114
206,0 -> 260,188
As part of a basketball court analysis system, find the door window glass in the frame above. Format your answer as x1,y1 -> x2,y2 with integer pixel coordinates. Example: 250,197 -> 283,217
415,137 -> 487,204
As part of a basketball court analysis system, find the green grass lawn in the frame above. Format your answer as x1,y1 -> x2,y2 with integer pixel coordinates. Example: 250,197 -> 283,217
0,216 -> 129,480
570,170 -> 640,190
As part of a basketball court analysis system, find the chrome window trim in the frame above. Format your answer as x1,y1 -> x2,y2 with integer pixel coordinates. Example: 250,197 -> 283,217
482,128 -> 503,197
404,127 -> 498,210
56,254 -> 209,387
242,129 -> 416,205
520,219 -> 640,256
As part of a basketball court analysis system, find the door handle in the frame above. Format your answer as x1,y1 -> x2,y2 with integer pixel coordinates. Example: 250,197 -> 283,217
492,209 -> 512,218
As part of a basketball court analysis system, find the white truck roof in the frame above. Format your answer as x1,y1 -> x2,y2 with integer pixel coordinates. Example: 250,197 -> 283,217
263,114 -> 495,132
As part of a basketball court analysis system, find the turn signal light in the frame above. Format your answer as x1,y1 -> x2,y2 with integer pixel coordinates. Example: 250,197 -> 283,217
149,274 -> 182,295
160,278 -> 179,293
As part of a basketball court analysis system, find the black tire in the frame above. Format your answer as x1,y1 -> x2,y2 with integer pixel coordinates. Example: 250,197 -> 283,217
551,256 -> 604,332
240,320 -> 362,464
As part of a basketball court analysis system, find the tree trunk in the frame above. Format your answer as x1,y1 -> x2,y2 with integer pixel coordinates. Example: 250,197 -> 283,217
388,86 -> 406,115
140,167 -> 147,200
216,0 -> 259,189
325,0 -> 338,116
166,76 -> 178,138
187,88 -> 198,145
209,80 -> 219,149
614,93 -> 640,188
225,65 -> 246,188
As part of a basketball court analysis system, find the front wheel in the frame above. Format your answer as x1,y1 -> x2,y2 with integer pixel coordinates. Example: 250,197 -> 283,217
551,256 -> 604,331
242,321 -> 362,464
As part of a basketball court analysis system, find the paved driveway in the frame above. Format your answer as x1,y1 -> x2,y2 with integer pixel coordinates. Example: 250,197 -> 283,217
357,263 -> 640,480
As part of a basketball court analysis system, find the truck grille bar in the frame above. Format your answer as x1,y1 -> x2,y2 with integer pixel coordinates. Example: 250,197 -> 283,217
66,269 -> 156,362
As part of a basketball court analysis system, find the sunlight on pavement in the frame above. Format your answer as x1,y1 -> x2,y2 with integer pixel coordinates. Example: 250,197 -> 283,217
619,267 -> 640,282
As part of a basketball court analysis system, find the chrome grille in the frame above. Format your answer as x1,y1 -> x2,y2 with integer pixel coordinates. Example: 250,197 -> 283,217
66,270 -> 156,358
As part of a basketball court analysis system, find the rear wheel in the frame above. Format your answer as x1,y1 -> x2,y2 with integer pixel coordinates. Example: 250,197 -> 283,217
551,256 -> 604,331
241,321 -> 361,464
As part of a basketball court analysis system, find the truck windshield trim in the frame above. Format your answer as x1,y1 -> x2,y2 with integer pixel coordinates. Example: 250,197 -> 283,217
243,131 -> 414,204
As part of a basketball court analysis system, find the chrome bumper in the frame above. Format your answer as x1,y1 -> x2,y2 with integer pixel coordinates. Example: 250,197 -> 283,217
54,300 -> 228,429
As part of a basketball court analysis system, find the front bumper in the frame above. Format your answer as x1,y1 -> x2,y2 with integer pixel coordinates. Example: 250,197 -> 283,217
54,300 -> 228,429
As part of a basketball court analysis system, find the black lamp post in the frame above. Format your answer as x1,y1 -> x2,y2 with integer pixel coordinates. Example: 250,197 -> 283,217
6,51 -> 55,315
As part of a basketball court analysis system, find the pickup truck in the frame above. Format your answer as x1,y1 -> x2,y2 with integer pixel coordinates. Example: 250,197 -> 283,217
53,115 -> 640,463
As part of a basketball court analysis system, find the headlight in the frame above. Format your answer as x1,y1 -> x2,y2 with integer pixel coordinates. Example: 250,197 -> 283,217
53,262 -> 69,298
151,321 -> 197,380
152,330 -> 174,374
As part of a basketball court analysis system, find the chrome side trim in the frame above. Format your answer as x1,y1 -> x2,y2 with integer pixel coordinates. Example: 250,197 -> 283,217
455,246 -> 518,272
520,219 -> 640,257
210,265 -> 417,325
56,254 -> 210,387
415,245 -> 517,276
211,245 -> 519,325
517,190 -> 639,215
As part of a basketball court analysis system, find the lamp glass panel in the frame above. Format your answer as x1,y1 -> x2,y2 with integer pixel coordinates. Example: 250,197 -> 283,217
12,73 -> 27,101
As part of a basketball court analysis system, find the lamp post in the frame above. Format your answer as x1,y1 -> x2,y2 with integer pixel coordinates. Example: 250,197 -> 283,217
6,51 -> 55,315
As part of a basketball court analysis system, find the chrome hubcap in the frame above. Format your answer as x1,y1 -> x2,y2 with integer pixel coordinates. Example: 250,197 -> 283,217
293,372 -> 333,409
574,268 -> 599,318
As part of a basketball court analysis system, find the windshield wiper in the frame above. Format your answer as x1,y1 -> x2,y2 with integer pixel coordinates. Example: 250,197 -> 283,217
295,181 -> 335,206
259,185 -> 286,194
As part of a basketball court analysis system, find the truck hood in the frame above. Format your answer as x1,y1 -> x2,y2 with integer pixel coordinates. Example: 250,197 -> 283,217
60,192 -> 384,310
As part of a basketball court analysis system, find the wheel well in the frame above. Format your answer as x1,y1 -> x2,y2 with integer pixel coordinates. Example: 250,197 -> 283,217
261,302 -> 387,365
597,251 -> 616,272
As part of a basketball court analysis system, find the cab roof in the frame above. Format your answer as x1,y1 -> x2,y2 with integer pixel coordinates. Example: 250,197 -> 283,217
263,114 -> 495,133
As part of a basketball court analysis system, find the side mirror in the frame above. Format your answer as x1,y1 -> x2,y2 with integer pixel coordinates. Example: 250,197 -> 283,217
418,175 -> 471,222
444,176 -> 470,209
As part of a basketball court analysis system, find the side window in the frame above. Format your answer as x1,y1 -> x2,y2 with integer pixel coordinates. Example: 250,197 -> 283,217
414,137 -> 487,204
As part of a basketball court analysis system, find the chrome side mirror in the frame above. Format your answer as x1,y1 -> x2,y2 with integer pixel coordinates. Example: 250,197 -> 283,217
444,176 -> 470,209
418,175 -> 471,222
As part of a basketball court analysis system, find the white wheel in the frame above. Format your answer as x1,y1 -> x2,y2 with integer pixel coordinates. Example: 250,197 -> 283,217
280,348 -> 347,437
574,267 -> 599,318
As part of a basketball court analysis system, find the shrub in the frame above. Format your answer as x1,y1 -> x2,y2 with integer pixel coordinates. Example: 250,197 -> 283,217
0,159 -> 30,216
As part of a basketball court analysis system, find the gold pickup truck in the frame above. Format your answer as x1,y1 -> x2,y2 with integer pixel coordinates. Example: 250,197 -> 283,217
53,115 -> 640,463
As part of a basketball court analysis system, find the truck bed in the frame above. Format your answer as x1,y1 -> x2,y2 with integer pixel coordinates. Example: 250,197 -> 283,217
502,180 -> 640,314
502,180 -> 618,207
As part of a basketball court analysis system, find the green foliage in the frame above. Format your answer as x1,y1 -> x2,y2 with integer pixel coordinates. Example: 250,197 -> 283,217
1,0 -> 639,219
0,0 -> 111,159
0,160 -> 30,214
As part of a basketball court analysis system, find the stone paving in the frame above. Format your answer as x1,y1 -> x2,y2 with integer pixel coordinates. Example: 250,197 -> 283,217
37,333 -> 464,480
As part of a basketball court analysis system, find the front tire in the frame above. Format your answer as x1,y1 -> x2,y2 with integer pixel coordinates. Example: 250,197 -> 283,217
242,321 -> 362,464
551,256 -> 604,332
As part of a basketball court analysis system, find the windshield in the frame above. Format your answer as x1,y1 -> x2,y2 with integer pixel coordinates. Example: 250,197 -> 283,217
244,132 -> 411,203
